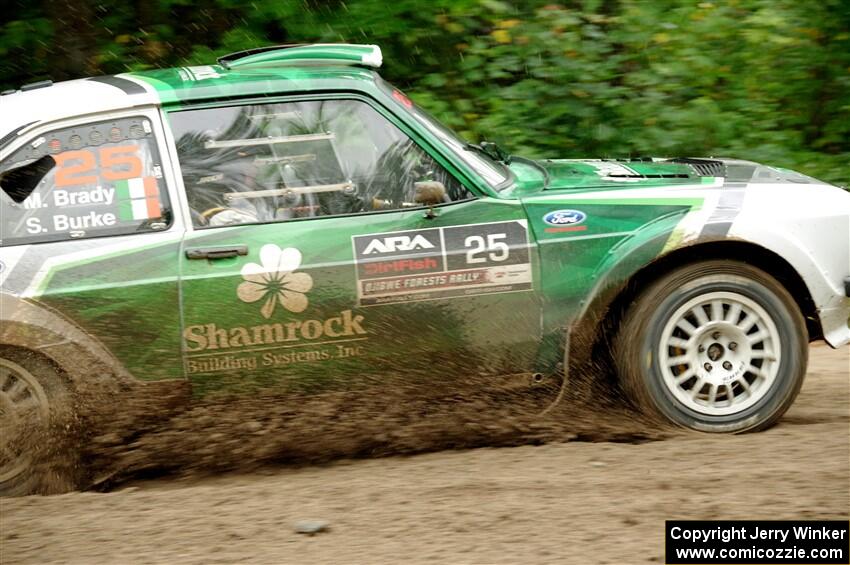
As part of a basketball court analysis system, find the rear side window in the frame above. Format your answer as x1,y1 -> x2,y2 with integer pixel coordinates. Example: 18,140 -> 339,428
0,117 -> 172,246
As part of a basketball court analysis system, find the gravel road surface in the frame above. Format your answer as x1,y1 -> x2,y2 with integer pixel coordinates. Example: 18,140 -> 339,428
1,343 -> 847,564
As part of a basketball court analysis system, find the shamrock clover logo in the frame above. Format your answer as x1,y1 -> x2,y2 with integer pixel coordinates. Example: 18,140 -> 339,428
237,244 -> 314,319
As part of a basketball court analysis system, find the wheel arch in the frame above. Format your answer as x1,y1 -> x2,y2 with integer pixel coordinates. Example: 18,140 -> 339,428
569,239 -> 819,369
0,343 -> 71,386
0,293 -> 135,389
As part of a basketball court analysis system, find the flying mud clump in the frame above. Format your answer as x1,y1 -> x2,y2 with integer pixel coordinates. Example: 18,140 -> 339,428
7,340 -> 677,494
56,356 -> 676,491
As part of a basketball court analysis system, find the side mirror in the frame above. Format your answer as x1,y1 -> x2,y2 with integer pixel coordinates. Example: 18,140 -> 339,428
414,181 -> 446,205
414,181 -> 447,219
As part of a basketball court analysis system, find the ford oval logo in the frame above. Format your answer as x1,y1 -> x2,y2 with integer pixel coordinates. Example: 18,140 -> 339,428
543,209 -> 586,226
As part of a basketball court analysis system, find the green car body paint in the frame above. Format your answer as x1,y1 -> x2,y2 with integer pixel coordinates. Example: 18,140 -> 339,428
1,43 -> 848,414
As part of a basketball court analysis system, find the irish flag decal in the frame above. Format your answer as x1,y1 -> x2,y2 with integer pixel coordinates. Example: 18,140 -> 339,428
116,177 -> 161,221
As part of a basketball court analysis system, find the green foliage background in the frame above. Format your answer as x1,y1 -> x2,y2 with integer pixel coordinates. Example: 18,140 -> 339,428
1,0 -> 848,186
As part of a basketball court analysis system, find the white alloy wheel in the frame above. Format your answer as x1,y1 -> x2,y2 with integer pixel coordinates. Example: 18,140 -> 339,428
614,260 -> 807,433
658,291 -> 781,416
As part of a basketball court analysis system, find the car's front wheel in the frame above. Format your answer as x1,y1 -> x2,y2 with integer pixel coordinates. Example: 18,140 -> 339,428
614,260 -> 808,433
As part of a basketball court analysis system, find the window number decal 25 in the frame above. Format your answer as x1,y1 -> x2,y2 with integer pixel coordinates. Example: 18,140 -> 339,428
465,233 -> 509,264
54,145 -> 143,187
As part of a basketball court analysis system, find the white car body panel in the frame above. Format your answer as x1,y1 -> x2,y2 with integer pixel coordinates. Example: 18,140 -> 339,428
729,181 -> 850,347
0,77 -> 157,154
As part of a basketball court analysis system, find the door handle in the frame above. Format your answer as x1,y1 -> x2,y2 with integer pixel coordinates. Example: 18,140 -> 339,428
185,245 -> 249,260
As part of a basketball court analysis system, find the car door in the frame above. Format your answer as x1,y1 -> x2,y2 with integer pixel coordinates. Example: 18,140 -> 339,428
167,96 -> 541,393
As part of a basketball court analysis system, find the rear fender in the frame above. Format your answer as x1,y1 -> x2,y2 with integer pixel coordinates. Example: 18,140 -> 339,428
0,292 -> 135,387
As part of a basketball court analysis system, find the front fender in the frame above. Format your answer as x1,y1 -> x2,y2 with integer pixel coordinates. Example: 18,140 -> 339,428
728,183 -> 850,347
578,210 -> 687,322
559,211 -> 687,368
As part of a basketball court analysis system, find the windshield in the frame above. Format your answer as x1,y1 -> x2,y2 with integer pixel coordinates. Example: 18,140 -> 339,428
381,82 -> 510,189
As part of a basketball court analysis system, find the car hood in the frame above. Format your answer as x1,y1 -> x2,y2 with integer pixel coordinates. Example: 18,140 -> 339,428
504,157 -> 832,195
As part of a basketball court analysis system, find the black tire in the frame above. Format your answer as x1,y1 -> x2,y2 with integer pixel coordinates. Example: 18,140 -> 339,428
614,260 -> 808,433
0,347 -> 78,496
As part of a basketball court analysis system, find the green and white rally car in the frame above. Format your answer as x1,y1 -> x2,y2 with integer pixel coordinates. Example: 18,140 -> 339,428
1,44 -> 849,493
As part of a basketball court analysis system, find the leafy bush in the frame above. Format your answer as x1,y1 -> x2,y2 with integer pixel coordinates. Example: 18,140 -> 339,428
1,0 -> 847,185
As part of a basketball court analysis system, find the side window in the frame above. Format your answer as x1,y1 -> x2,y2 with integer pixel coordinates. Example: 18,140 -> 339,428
0,117 -> 172,246
169,99 -> 472,228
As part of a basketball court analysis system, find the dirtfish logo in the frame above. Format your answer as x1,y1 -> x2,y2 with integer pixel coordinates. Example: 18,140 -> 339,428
363,234 -> 435,254
237,244 -> 313,319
